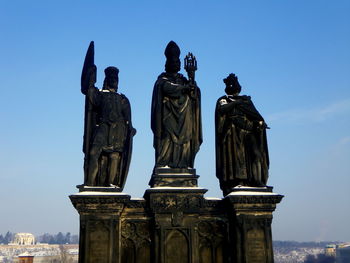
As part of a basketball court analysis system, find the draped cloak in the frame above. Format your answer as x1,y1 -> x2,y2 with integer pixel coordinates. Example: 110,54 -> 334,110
215,95 -> 269,194
151,72 -> 202,168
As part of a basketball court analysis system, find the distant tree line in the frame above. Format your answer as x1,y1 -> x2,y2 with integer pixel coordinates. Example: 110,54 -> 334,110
0,231 -> 14,244
0,231 -> 79,244
273,241 -> 338,248
37,232 -> 79,244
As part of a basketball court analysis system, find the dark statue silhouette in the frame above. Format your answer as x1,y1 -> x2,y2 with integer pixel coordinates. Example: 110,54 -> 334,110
215,73 -> 269,195
81,41 -> 135,190
71,44 -> 283,263
151,41 -> 202,169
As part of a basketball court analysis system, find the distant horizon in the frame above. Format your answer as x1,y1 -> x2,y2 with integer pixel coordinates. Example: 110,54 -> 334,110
1,230 -> 347,244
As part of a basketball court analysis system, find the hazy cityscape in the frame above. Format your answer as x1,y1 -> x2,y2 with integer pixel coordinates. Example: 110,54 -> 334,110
0,232 -> 349,263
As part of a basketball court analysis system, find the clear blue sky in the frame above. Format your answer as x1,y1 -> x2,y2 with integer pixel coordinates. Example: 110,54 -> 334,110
0,0 -> 349,242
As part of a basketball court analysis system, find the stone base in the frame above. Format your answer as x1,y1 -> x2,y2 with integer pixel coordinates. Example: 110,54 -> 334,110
71,174 -> 283,263
225,188 -> 283,263
77,184 -> 122,192
149,167 -> 199,187
70,192 -> 131,263
229,185 -> 274,193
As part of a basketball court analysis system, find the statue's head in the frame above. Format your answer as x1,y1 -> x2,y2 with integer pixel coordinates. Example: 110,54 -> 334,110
224,73 -> 241,95
103,66 -> 119,91
164,41 -> 181,73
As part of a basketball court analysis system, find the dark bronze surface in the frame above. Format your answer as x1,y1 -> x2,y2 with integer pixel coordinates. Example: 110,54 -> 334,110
71,42 -> 284,263
151,41 -> 202,169
215,73 -> 270,196
81,41 -> 135,190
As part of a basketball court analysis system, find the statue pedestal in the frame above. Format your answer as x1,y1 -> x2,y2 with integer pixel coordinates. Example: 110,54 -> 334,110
70,179 -> 283,262
69,192 -> 131,263
225,186 -> 283,263
144,184 -> 209,262
76,185 -> 122,192
149,167 -> 199,187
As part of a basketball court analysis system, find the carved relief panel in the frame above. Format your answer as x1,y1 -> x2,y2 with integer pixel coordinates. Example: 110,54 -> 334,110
165,229 -> 190,263
197,220 -> 227,263
121,220 -> 151,263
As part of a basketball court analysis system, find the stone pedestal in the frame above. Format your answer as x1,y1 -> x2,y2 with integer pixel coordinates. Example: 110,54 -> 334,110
225,186 -> 283,263
70,175 -> 283,263
146,168 -> 227,262
149,167 -> 199,187
145,187 -> 209,262
70,192 -> 131,263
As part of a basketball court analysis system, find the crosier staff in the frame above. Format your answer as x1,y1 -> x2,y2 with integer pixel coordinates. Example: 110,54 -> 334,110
184,52 -> 201,167
184,52 -> 197,96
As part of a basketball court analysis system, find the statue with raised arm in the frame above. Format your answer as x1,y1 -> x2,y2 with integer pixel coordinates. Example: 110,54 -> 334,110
215,74 -> 269,195
81,41 -> 135,190
151,41 -> 202,169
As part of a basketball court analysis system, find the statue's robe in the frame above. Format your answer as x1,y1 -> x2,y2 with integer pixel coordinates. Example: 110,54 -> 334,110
215,95 -> 269,195
151,72 -> 202,168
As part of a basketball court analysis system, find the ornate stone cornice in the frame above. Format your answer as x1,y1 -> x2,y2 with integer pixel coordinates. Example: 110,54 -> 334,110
69,193 -> 131,214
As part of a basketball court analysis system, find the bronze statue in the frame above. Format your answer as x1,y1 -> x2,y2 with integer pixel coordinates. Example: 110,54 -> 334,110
215,74 -> 269,195
81,41 -> 135,189
151,41 -> 202,169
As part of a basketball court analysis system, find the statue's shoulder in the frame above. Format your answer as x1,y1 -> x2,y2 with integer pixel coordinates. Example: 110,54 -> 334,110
218,95 -> 227,100
178,73 -> 188,83
157,72 -> 167,80
155,73 -> 168,86
240,95 -> 251,100
118,93 -> 130,103
157,72 -> 186,82
216,95 -> 229,108
217,95 -> 227,103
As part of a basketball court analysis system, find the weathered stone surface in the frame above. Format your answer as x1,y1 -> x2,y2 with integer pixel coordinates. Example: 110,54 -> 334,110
225,187 -> 283,263
149,168 -> 199,187
70,174 -> 283,263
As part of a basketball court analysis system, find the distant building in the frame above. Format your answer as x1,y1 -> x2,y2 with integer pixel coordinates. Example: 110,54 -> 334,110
16,252 -> 34,263
325,244 -> 336,257
0,244 -> 78,263
10,233 -> 35,246
336,243 -> 350,263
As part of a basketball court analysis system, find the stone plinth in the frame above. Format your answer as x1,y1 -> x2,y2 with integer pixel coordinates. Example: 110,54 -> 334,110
149,168 -> 199,187
70,192 -> 131,263
145,169 -> 229,262
76,185 -> 122,192
145,185 -> 212,263
225,186 -> 284,263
